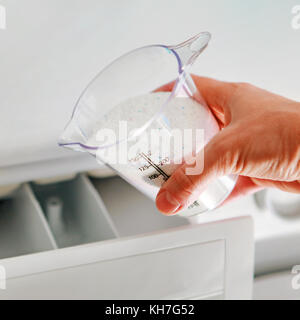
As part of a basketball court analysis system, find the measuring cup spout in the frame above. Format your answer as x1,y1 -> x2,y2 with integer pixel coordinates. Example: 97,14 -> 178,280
58,118 -> 91,152
168,32 -> 211,72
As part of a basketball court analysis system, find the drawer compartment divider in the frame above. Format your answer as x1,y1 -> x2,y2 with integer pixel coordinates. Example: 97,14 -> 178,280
0,184 -> 57,260
30,174 -> 118,248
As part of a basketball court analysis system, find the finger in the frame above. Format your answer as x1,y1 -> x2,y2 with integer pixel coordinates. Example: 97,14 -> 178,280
156,126 -> 239,214
221,176 -> 263,205
252,178 -> 300,194
156,76 -> 238,126
191,75 -> 238,126
155,81 -> 175,92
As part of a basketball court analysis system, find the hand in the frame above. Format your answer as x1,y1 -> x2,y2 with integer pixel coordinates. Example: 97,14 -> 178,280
156,76 -> 300,215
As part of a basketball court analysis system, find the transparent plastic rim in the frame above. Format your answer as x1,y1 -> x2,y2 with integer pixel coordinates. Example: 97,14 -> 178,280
58,32 -> 211,151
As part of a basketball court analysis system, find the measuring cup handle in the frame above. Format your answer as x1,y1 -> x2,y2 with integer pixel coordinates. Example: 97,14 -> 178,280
168,32 -> 211,72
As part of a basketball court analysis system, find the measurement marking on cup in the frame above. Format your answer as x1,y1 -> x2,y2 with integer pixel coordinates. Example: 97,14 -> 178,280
140,152 -> 170,181
140,152 -> 200,211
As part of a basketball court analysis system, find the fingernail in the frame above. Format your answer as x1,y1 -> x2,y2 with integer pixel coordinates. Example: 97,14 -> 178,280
156,190 -> 181,215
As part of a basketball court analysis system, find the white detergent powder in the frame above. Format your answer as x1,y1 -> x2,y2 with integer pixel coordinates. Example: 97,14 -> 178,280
87,92 -> 236,216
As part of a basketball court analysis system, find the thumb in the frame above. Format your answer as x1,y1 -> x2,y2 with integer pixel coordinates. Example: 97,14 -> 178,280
156,126 -> 239,215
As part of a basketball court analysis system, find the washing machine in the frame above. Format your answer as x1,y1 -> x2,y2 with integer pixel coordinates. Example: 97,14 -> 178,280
0,0 -> 299,300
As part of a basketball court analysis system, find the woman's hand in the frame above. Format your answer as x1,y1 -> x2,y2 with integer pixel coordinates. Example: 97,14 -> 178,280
156,76 -> 300,215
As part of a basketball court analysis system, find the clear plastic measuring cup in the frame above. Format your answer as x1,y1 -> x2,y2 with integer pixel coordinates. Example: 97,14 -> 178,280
59,32 -> 237,217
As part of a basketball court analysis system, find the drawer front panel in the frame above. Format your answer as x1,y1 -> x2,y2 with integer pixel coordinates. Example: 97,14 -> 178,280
0,240 -> 224,300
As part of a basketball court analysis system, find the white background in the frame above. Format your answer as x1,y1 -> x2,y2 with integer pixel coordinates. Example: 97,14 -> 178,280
0,0 -> 299,168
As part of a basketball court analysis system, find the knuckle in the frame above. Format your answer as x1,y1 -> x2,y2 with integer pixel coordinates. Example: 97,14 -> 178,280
236,81 -> 253,90
208,134 -> 242,175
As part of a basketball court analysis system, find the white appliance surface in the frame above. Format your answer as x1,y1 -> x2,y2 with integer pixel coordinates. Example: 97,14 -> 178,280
0,1 -> 299,300
0,175 -> 254,300
195,191 -> 300,277
0,0 -> 299,185
254,270 -> 300,300
192,191 -> 300,299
